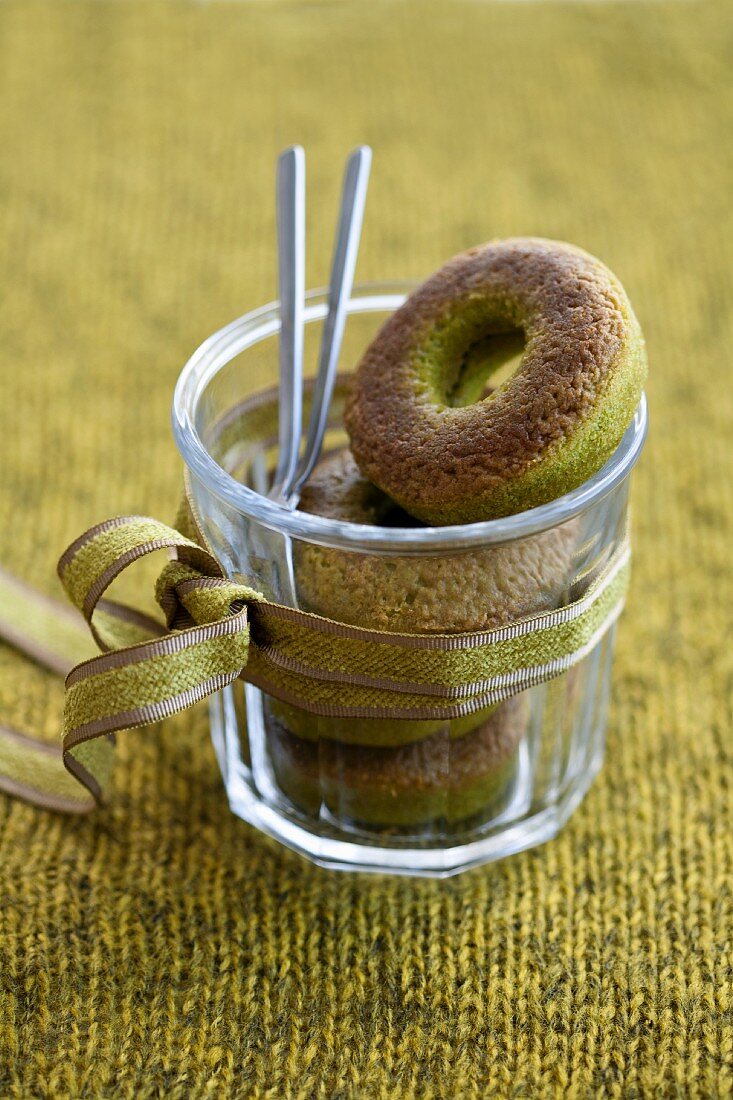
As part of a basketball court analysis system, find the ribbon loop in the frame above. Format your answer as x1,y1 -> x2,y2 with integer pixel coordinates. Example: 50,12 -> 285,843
56,515 -> 264,804
57,515 -> 225,649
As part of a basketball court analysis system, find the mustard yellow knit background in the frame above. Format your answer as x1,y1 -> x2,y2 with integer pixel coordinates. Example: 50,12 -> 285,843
0,2 -> 731,1096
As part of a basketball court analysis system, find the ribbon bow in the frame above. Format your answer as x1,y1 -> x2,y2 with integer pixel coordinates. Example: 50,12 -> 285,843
57,514 -> 263,805
0,500 -> 630,814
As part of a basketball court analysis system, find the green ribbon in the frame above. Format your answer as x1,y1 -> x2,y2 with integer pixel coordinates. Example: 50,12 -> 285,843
0,498 -> 629,813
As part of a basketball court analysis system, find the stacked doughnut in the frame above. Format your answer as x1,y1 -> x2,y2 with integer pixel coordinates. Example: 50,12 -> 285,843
269,238 -> 647,831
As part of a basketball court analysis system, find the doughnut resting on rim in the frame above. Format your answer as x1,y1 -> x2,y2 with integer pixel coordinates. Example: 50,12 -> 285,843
344,237 -> 647,524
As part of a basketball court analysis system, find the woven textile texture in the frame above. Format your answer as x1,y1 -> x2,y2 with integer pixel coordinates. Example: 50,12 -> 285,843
0,2 -> 731,1096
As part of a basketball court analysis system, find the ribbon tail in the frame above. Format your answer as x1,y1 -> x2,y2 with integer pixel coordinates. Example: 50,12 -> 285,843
0,567 -> 99,812
62,610 -> 251,803
0,565 -> 99,674
0,724 -> 96,814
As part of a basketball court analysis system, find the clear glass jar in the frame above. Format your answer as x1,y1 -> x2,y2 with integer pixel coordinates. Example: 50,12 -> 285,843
173,283 -> 647,877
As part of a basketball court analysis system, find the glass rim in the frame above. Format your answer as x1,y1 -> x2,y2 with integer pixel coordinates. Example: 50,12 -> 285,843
172,281 -> 648,552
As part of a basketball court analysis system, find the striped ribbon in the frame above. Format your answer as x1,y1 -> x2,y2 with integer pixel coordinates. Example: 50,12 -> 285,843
0,499 -> 630,813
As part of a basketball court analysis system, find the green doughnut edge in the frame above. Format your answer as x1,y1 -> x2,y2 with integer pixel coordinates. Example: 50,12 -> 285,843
268,697 -> 499,748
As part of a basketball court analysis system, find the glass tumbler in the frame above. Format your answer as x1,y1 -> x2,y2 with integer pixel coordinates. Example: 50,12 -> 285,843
173,283 -> 647,877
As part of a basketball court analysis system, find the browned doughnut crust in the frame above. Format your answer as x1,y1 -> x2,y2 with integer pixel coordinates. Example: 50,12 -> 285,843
345,237 -> 647,524
296,448 -> 578,634
269,695 -> 527,827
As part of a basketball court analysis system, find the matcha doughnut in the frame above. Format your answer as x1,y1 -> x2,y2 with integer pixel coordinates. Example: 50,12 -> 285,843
345,237 -> 647,524
296,448 -> 578,634
269,695 -> 526,829
272,448 -> 576,747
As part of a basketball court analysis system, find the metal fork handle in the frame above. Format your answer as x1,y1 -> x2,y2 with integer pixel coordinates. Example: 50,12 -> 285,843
286,145 -> 372,505
269,144 -> 306,504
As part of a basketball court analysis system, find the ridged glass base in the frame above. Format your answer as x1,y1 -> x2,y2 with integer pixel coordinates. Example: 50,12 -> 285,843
210,649 -> 610,878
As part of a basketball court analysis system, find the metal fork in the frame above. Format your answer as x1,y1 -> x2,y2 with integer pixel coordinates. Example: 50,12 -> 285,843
269,144 -> 372,509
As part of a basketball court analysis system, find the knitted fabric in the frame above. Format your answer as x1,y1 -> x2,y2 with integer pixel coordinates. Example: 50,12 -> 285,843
0,2 -> 731,1096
